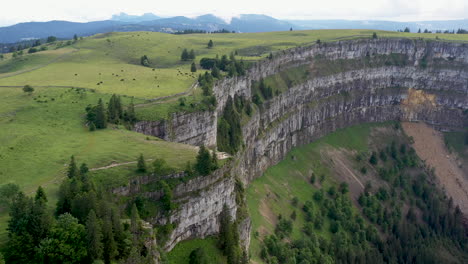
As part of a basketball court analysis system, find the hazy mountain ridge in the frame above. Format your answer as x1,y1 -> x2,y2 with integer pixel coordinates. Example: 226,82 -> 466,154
0,12 -> 467,43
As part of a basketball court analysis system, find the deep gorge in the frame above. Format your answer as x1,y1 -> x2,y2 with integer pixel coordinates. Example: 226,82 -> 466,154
130,38 -> 468,255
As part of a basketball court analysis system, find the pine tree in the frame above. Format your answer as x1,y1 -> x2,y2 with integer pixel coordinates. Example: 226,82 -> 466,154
181,49 -> 189,61
189,248 -> 209,264
67,155 -> 78,179
211,65 -> 220,78
110,208 -> 126,255
86,210 -> 103,261
108,95 -> 116,122
369,151 -> 378,165
160,181 -> 173,211
189,49 -> 196,60
125,246 -> 143,264
34,186 -> 47,204
107,94 -> 122,123
102,216 -> 118,264
30,189 -> 52,245
137,154 -> 146,173
115,95 -> 123,119
207,40 -> 214,48
140,55 -> 150,67
95,98 -> 107,129
191,62 -> 197,72
211,150 -> 218,171
89,122 -> 96,131
195,145 -> 213,176
124,98 -> 137,124
130,203 -> 140,235
79,163 -> 89,175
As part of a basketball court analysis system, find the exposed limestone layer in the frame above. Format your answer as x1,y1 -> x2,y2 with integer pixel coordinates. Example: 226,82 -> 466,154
134,110 -> 217,147
128,39 -> 467,254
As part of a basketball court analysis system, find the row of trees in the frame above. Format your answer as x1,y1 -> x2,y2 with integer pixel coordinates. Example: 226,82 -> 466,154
85,95 -> 136,131
199,53 -> 247,78
399,28 -> 468,34
181,49 -> 196,61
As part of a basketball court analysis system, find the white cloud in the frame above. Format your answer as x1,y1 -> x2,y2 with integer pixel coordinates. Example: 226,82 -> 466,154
0,0 -> 467,26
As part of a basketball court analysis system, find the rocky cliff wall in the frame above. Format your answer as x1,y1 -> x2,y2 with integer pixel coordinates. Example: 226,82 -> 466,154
128,38 -> 467,255
134,110 -> 217,147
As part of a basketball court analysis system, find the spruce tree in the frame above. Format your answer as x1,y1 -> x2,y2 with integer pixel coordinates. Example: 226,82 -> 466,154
102,216 -> 118,264
123,98 -> 137,124
189,49 -> 196,60
137,154 -> 146,173
207,39 -> 214,48
110,208 -> 126,254
86,210 -> 103,261
79,163 -> 89,175
95,98 -> 107,129
34,186 -> 47,204
115,95 -> 123,120
89,122 -> 96,131
160,181 -> 173,211
108,95 -> 116,122
195,145 -> 212,176
189,248 -> 209,264
191,62 -> 197,72
67,155 -> 78,179
130,203 -> 140,235
211,150 -> 218,171
181,49 -> 189,61
140,55 -> 150,67
211,65 -> 220,78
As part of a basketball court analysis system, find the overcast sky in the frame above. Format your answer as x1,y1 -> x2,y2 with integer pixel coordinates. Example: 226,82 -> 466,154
0,0 -> 467,26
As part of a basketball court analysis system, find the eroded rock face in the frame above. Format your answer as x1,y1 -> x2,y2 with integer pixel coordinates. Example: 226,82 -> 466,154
134,110 -> 217,147
130,38 -> 467,253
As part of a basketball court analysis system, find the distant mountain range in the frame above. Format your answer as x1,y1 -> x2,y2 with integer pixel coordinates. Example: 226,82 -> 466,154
0,12 -> 467,44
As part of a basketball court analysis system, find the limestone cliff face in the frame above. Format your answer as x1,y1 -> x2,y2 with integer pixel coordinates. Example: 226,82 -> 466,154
128,38 -> 467,254
134,110 -> 217,147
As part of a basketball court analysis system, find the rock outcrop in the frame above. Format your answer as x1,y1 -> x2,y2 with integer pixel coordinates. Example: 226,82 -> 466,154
130,38 -> 467,254
134,110 -> 217,147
